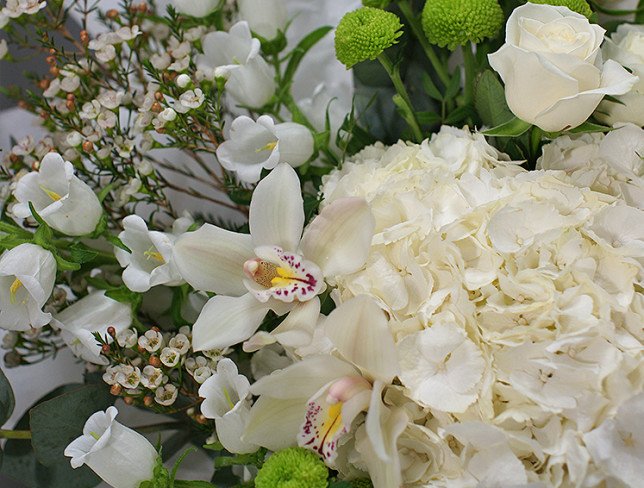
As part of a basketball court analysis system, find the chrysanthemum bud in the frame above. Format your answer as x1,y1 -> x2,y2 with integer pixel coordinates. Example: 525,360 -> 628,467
255,447 -> 328,488
528,0 -> 592,17
421,0 -> 504,50
335,7 -> 403,68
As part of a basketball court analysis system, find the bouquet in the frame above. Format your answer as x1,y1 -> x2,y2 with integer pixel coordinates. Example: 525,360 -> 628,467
0,0 -> 642,487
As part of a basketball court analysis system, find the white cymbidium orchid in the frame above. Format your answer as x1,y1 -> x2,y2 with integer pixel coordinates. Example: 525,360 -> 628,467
115,215 -> 184,293
244,296 -> 404,487
173,163 -> 375,352
12,153 -> 103,236
0,243 -> 56,331
216,115 -> 314,184
53,291 -> 132,365
197,21 -> 276,108
64,406 -> 158,488
198,358 -> 259,454
171,0 -> 219,17
238,0 -> 288,40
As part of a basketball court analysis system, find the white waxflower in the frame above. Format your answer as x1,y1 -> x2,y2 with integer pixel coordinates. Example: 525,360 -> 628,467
193,366 -> 213,384
66,131 -> 82,147
12,153 -> 103,236
53,291 -> 132,365
97,90 -> 124,110
237,0 -> 287,40
150,52 -> 171,70
102,366 -> 121,386
199,358 -> 258,454
397,322 -> 485,413
160,347 -> 181,367
155,384 -> 178,406
216,115 -> 314,183
140,365 -> 165,390
171,0 -> 219,17
3,0 -> 46,18
115,215 -> 184,293
138,330 -> 164,353
173,89 -> 205,114
65,407 -> 158,488
116,328 -> 138,348
116,365 -> 141,389
584,392 -> 644,487
173,163 -> 375,351
196,21 -> 276,108
168,333 -> 190,354
0,243 -> 56,331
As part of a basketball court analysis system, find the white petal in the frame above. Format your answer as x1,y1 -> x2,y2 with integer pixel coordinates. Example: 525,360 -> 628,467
300,197 -> 375,277
192,294 -> 270,351
249,163 -> 304,251
324,296 -> 399,383
243,396 -> 304,451
173,224 -> 254,295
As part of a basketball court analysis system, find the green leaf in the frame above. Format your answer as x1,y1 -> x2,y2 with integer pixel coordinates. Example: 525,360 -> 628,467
97,182 -> 116,203
105,286 -> 142,308
1,384 -> 104,488
328,482 -> 353,488
282,26 -> 333,90
482,117 -> 532,137
444,105 -> 477,125
567,121 -> 613,134
421,73 -> 443,101
475,70 -> 513,128
54,253 -> 81,271
0,368 -> 15,425
416,111 -> 442,125
69,243 -> 99,264
444,69 -> 461,101
174,481 -> 217,488
30,384 -> 113,467
106,233 -> 132,253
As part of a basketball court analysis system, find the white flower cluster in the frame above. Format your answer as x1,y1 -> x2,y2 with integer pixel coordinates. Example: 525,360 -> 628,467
0,0 -> 46,27
314,125 -> 644,487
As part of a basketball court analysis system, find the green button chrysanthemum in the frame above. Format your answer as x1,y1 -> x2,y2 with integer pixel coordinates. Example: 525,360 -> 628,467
254,447 -> 329,488
421,0 -> 504,50
335,7 -> 403,68
527,0 -> 593,18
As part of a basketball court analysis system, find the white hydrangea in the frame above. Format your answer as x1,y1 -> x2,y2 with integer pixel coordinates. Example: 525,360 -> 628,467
318,125 -> 644,487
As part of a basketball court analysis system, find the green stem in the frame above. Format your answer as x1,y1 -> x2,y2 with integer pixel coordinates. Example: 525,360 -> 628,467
397,0 -> 451,87
463,42 -> 476,107
0,221 -> 32,238
377,54 -> 423,142
135,422 -> 183,434
0,429 -> 32,440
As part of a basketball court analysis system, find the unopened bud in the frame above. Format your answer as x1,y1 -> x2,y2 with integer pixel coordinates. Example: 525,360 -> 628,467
123,396 -> 135,405
107,326 -> 117,337
38,79 -> 50,90
110,384 -> 123,396
106,9 -> 119,19
80,30 -> 90,45
49,66 -> 60,77
151,101 -> 163,113
149,355 -> 161,367
82,140 -> 94,153
143,396 -> 154,407
101,344 -> 111,354
65,99 -> 76,111
154,91 -> 164,101
46,55 -> 56,66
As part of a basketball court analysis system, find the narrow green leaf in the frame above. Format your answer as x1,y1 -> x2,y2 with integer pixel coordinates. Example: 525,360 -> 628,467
444,70 -> 461,101
97,182 -> 116,203
421,73 -> 443,101
567,121 -> 613,134
54,254 -> 81,271
416,111 -> 442,125
482,117 -> 532,137
106,233 -> 131,253
282,26 -> 333,89
105,286 -> 142,307
444,105 -> 477,125
0,368 -> 15,425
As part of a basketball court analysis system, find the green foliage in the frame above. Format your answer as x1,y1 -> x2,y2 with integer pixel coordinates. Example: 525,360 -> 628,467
475,70 -> 514,128
482,117 -> 533,137
528,0 -> 593,17
421,0 -> 504,50
335,7 -> 404,68
255,447 -> 329,488
0,368 -> 15,425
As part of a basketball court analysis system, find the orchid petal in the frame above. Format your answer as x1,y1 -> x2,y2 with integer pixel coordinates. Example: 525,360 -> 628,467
173,224 -> 254,295
250,163 -> 304,251
243,396 -> 304,451
324,296 -> 400,383
250,354 -> 359,399
300,197 -> 375,277
192,294 -> 270,351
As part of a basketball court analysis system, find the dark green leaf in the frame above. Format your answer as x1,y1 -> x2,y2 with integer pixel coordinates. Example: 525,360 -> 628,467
105,286 -> 142,308
0,368 -> 15,425
69,243 -> 99,264
1,384 -> 103,488
328,482 -> 353,488
444,70 -> 461,101
106,234 -> 131,253
482,117 -> 532,137
30,384 -> 113,467
567,121 -> 613,134
475,70 -> 513,127
282,26 -> 333,89
174,481 -> 217,488
54,253 -> 82,271
416,111 -> 442,125
444,105 -> 477,125
97,182 -> 116,203
421,73 -> 443,101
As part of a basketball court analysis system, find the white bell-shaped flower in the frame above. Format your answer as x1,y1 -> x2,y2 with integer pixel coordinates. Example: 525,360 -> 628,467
216,115 -> 314,183
173,163 -> 375,352
171,0 -> 219,17
12,153 -> 103,236
238,0 -> 287,40
0,243 -> 56,331
114,215 -> 184,293
64,406 -> 158,488
196,22 -> 276,108
53,291 -> 132,365
198,358 -> 259,454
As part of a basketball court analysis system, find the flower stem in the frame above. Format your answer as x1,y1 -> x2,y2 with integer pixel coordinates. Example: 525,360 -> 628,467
0,429 -> 32,440
377,54 -> 423,142
463,42 -> 476,108
397,0 -> 451,87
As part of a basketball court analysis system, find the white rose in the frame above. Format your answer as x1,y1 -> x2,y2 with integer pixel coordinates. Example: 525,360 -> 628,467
171,0 -> 219,18
238,0 -> 288,40
596,24 -> 644,126
488,4 -> 638,132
